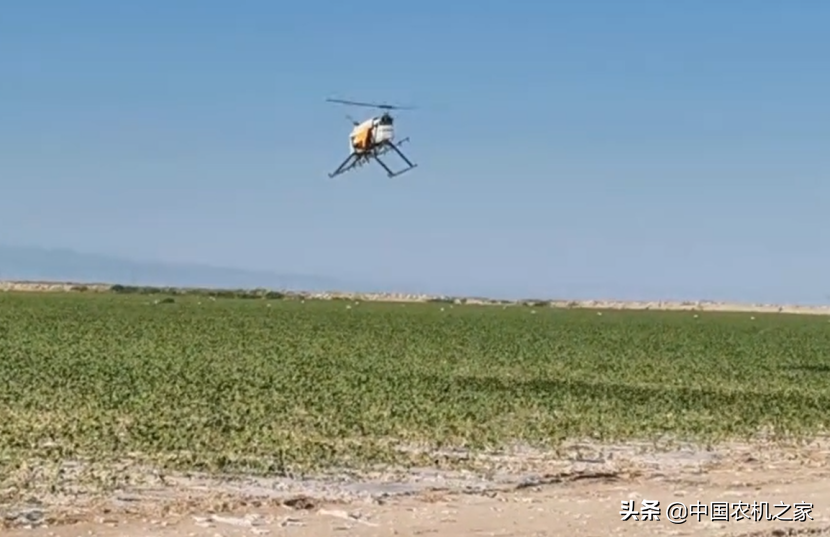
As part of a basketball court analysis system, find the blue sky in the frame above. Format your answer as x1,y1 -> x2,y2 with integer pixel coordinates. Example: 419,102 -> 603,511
1,1 -> 828,302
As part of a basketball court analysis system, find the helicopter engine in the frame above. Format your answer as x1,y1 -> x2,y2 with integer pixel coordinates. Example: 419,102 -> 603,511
372,113 -> 395,145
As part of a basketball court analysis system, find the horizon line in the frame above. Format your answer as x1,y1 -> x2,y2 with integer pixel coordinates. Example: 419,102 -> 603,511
1,279 -> 829,314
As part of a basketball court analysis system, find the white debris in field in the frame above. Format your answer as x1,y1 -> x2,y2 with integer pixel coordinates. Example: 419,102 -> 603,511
318,508 -> 378,527
192,513 -> 268,528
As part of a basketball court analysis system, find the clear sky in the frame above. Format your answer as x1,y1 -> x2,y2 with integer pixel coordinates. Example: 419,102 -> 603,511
1,1 -> 828,302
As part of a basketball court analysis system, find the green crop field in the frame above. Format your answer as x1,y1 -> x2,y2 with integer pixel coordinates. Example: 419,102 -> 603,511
1,291 -> 829,476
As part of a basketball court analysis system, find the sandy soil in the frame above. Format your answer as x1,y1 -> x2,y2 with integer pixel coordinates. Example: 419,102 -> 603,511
3,440 -> 830,537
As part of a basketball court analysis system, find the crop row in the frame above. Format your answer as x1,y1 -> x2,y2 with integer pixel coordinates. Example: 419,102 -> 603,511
0,292 -> 828,474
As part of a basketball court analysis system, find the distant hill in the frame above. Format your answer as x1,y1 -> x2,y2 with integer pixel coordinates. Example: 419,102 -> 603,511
0,245 -> 356,292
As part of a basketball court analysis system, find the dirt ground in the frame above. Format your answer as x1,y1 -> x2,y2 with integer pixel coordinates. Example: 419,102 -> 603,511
3,440 -> 830,537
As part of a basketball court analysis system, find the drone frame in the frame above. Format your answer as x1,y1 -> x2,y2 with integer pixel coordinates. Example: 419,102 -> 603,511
326,97 -> 418,179
328,137 -> 417,179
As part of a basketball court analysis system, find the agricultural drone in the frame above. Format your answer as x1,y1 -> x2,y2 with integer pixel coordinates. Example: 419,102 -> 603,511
326,98 -> 418,179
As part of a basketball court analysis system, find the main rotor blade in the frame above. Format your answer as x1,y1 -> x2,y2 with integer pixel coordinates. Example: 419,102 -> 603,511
326,98 -> 415,111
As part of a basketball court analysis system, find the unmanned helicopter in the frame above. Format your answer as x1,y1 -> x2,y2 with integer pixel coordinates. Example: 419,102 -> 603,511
326,98 -> 418,179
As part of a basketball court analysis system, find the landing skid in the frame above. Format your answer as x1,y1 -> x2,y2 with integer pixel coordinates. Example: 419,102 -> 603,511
328,138 -> 418,179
